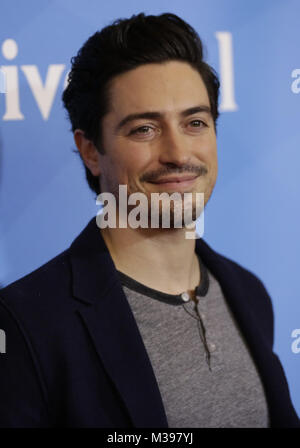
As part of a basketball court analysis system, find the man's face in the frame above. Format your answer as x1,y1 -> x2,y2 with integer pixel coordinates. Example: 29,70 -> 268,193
98,60 -> 218,223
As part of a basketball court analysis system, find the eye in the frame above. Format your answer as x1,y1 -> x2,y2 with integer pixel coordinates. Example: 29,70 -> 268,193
129,125 -> 153,135
189,119 -> 207,128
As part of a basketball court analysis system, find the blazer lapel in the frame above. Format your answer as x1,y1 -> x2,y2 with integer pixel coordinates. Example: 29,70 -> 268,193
69,219 -> 168,427
195,239 -> 275,393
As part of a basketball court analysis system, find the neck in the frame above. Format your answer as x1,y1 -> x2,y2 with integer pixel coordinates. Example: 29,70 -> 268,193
100,225 -> 200,295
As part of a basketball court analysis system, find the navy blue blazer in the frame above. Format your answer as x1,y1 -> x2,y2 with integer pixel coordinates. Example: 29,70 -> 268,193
0,218 -> 299,427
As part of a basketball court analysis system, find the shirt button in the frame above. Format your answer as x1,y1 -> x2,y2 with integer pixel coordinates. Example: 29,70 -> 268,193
181,292 -> 190,302
208,342 -> 216,352
199,312 -> 205,319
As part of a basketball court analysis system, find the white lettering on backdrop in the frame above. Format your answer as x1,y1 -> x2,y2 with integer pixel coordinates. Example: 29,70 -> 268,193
0,34 -> 237,121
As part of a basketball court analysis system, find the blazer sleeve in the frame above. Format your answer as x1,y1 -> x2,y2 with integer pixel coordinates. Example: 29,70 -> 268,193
0,296 -> 51,427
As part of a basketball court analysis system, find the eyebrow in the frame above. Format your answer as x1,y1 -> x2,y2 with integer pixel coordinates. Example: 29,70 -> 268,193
115,105 -> 212,132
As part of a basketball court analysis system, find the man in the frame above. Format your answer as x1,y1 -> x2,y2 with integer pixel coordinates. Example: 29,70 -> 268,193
0,12 -> 299,428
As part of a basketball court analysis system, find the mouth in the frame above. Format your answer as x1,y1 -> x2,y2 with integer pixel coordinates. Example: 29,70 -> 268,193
148,175 -> 198,190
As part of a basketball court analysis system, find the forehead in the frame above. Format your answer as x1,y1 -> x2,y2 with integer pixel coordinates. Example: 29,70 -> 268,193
106,61 -> 210,117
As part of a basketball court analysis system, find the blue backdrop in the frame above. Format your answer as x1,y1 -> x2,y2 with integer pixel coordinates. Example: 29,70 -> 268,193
1,0 -> 299,416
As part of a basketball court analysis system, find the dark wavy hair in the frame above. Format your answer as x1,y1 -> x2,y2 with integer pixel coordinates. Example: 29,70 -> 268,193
62,12 -> 220,195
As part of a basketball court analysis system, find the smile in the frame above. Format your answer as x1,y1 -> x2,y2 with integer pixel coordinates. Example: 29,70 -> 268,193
148,175 -> 198,189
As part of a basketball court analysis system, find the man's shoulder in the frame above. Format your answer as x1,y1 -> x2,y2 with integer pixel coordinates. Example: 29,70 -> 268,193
0,217 -> 110,328
0,218 -> 98,307
198,238 -> 268,289
197,238 -> 273,314
197,238 -> 275,340
0,249 -> 71,304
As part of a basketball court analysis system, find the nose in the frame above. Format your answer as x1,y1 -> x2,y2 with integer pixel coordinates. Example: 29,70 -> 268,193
158,126 -> 190,167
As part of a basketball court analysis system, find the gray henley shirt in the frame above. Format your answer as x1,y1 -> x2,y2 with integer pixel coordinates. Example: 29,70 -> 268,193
117,256 -> 270,428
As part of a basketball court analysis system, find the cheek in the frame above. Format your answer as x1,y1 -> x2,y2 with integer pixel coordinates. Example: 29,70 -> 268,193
195,131 -> 216,156
196,144 -> 217,177
103,153 -> 138,186
209,154 -> 218,186
209,145 -> 218,168
119,146 -> 152,176
200,140 -> 218,184
206,137 -> 218,167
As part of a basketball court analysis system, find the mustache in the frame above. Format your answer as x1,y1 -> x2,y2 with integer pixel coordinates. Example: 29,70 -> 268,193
140,164 -> 208,183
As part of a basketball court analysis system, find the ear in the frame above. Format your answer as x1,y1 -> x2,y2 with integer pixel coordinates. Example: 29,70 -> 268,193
74,129 -> 101,176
